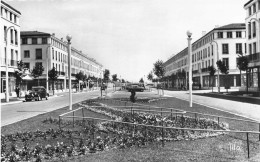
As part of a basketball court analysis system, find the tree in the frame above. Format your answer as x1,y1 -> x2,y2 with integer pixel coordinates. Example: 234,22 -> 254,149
147,71 -> 153,82
31,64 -> 44,86
14,60 -> 25,87
237,53 -> 249,93
103,69 -> 110,83
121,79 -> 125,83
112,74 -> 118,82
48,67 -> 59,95
75,71 -> 84,92
153,60 -> 165,95
139,78 -> 144,83
216,60 -> 229,92
208,65 -> 216,92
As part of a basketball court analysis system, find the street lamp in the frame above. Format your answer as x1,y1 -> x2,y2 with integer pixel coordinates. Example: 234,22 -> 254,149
66,35 -> 72,110
187,30 -> 192,108
4,26 -> 15,102
210,41 -> 220,93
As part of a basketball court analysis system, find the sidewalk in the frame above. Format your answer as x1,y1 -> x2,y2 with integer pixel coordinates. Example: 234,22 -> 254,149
163,89 -> 260,122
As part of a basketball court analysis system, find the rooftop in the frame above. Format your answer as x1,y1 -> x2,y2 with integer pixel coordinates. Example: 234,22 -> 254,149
244,0 -> 254,7
214,23 -> 246,30
2,1 -> 21,15
21,31 -> 51,37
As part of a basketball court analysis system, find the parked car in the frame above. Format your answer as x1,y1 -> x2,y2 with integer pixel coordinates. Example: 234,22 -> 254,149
126,83 -> 145,92
25,86 -> 49,101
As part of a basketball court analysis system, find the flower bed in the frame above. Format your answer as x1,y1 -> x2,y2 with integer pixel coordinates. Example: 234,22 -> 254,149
1,100 -> 228,161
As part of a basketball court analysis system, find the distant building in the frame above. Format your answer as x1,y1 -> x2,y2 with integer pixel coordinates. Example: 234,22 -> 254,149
244,0 -> 260,91
1,1 -> 21,97
20,31 -> 103,92
163,23 -> 246,90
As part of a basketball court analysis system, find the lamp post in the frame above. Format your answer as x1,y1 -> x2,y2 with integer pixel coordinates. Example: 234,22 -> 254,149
66,35 -> 72,110
210,41 -> 220,93
4,26 -> 15,102
46,45 -> 51,93
187,30 -> 192,108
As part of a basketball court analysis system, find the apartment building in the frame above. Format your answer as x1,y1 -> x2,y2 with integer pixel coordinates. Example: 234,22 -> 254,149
244,0 -> 260,91
20,31 -> 103,92
164,23 -> 246,90
1,1 -> 21,97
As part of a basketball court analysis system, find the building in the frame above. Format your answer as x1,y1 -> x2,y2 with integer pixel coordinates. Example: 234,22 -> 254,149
20,31 -> 103,92
164,23 -> 246,90
244,0 -> 260,91
1,1 -> 21,97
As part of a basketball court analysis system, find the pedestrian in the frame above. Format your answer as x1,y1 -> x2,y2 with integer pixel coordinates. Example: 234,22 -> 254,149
15,86 -> 20,98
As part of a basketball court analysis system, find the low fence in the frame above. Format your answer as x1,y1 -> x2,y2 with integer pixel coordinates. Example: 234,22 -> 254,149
59,103 -> 260,159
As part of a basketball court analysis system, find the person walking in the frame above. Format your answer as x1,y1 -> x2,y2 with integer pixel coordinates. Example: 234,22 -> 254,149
15,86 -> 20,98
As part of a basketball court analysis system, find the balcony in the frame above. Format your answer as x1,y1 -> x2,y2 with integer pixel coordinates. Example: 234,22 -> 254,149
192,70 -> 198,74
201,68 -> 209,73
246,52 -> 260,62
60,71 -> 65,75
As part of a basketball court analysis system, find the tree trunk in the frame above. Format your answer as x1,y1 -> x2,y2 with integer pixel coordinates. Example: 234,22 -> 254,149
53,80 -> 55,95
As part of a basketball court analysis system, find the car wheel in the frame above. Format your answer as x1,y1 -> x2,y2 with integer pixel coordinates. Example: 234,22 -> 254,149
46,97 -> 48,100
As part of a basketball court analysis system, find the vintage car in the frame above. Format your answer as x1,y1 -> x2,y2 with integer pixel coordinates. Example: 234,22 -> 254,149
126,83 -> 145,92
25,86 -> 49,101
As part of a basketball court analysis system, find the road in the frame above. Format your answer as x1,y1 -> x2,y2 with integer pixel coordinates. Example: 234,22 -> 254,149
1,89 -> 110,127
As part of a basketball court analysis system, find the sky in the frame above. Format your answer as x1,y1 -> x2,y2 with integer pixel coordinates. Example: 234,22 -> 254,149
6,0 -> 248,82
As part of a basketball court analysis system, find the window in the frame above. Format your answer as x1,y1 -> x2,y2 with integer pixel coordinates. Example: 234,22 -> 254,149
10,12 -> 12,21
35,49 -> 42,59
52,48 -> 54,59
35,62 -> 42,67
249,44 -> 252,55
14,15 -> 17,23
15,30 -> 18,45
253,42 -> 257,53
55,51 -> 57,61
4,26 -> 7,41
24,63 -> 30,69
42,38 -> 47,44
249,6 -> 252,16
22,38 -> 28,44
24,50 -> 30,58
59,52 -> 60,61
253,22 -> 256,37
236,31 -> 242,38
245,43 -> 247,54
236,43 -> 242,54
15,50 -> 18,61
32,38 -> 37,44
217,32 -> 223,38
248,23 -> 251,39
227,32 -> 232,38
222,58 -> 229,68
222,44 -> 229,54
253,3 -> 256,13
10,29 -> 13,43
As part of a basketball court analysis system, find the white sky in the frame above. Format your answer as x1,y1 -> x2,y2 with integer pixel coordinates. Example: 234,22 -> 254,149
7,0 -> 248,82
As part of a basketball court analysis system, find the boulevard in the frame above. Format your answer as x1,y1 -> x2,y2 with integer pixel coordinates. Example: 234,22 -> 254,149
1,89 -> 111,127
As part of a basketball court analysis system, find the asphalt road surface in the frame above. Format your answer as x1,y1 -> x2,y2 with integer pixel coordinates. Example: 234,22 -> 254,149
1,89 -> 109,126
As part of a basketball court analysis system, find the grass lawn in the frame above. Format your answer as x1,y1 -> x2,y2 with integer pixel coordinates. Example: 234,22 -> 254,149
1,97 -> 260,162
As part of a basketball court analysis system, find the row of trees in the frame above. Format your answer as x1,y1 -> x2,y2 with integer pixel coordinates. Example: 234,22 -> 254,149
148,53 -> 249,92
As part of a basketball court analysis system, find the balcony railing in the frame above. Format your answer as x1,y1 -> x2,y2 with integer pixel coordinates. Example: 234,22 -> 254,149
71,73 -> 76,77
246,52 -> 260,62
201,68 -> 209,73
192,70 -> 198,74
60,71 -> 65,75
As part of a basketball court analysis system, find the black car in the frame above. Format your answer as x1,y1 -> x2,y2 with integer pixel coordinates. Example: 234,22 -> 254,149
25,86 -> 49,101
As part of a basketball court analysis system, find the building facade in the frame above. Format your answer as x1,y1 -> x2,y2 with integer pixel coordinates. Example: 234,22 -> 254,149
20,31 -> 103,92
244,0 -> 260,91
1,1 -> 21,97
164,24 -> 246,90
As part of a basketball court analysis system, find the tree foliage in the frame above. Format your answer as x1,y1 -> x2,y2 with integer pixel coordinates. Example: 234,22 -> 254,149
237,54 -> 248,71
216,60 -> 229,74
208,65 -> 216,77
14,60 -> 25,86
139,78 -> 144,83
103,69 -> 110,82
112,74 -> 118,82
147,71 -> 153,81
31,64 -> 44,86
121,79 -> 125,83
48,67 -> 59,95
153,60 -> 165,79
75,71 -> 84,81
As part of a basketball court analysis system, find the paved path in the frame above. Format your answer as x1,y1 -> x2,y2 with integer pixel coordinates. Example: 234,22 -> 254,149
162,89 -> 260,122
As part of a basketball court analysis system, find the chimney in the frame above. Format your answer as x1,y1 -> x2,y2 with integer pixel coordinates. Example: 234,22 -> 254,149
202,31 -> 206,36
